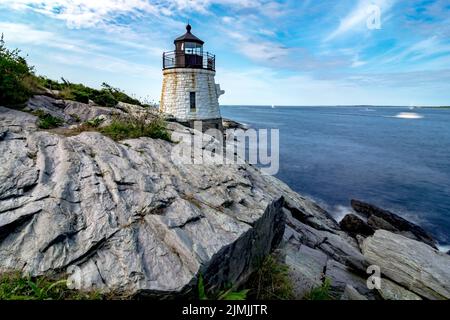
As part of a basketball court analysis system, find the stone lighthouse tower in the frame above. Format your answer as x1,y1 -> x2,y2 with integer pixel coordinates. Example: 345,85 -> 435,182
160,24 -> 224,131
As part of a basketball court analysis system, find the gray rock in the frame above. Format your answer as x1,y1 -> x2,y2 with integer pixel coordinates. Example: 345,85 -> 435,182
351,199 -> 436,248
361,230 -> 450,300
63,100 -> 124,123
284,236 -> 328,298
339,214 -> 374,237
325,259 -> 378,300
0,106 -> 287,297
367,215 -> 398,232
341,284 -> 368,300
378,278 -> 422,300
286,212 -> 368,273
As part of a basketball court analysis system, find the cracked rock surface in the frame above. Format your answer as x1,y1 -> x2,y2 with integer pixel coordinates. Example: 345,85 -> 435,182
0,106 -> 291,297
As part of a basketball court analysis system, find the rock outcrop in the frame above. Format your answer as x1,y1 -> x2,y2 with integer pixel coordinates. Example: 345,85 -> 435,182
339,214 -> 374,237
0,106 -> 287,297
361,230 -> 450,300
351,200 -> 436,248
1,99 -> 448,300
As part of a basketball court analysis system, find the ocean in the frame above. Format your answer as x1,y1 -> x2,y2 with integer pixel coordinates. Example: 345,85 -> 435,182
220,105 -> 450,249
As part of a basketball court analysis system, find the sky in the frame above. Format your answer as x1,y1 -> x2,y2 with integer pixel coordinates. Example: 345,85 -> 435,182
1,0 -> 450,106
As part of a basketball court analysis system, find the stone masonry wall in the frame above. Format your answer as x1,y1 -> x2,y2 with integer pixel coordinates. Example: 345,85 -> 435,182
160,68 -> 224,121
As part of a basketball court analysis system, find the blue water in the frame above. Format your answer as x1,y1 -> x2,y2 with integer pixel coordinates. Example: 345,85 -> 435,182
220,106 -> 450,247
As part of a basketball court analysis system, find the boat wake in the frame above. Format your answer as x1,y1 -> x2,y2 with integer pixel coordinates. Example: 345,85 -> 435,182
392,112 -> 424,119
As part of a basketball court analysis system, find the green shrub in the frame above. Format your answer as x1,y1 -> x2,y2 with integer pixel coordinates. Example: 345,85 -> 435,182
85,117 -> 104,128
99,116 -> 171,142
303,278 -> 333,300
33,110 -> 64,129
0,273 -> 101,300
91,89 -> 117,108
101,82 -> 141,106
36,76 -> 64,91
73,90 -> 90,104
246,254 -> 294,300
197,274 -> 249,301
0,34 -> 35,105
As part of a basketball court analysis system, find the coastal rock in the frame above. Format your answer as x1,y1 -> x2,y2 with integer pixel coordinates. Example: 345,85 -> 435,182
0,106 -> 287,297
341,284 -> 368,300
339,214 -> 374,237
378,278 -> 422,300
367,215 -> 398,232
285,212 -> 367,273
351,199 -> 436,248
325,259 -> 377,300
284,234 -> 328,298
222,118 -> 248,130
63,100 -> 124,123
361,230 -> 450,300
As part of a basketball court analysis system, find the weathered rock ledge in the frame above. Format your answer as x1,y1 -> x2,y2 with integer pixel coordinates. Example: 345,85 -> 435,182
1,98 -> 449,300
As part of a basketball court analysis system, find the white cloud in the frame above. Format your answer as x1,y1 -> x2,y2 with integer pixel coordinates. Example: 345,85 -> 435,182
0,0 -> 273,28
325,0 -> 395,41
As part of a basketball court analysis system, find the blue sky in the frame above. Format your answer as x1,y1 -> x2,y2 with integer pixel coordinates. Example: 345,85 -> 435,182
1,0 -> 450,106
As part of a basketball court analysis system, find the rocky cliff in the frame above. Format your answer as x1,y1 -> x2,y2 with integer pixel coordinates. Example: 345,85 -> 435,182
0,97 -> 449,300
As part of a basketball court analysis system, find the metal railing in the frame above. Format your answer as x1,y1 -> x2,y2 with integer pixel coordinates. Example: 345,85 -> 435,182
163,51 -> 215,71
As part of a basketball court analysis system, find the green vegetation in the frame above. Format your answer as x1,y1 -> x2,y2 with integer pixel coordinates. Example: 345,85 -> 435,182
40,78 -> 143,108
303,278 -> 333,300
99,116 -> 171,142
0,34 -> 40,106
246,254 -> 294,300
0,36 -> 145,108
0,273 -> 101,300
197,274 -> 249,301
32,109 -> 64,129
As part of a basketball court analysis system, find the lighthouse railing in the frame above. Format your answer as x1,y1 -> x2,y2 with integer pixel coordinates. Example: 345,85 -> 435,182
163,51 -> 215,71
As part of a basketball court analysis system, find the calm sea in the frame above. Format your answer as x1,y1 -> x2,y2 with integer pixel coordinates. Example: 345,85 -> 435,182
220,105 -> 450,248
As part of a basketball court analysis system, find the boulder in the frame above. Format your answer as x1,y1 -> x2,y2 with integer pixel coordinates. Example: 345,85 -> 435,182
341,284 -> 368,300
285,211 -> 368,273
361,230 -> 450,300
0,106 -> 287,297
367,215 -> 398,232
378,278 -> 422,300
284,237 -> 328,298
325,259 -> 378,300
351,199 -> 436,248
339,214 -> 374,237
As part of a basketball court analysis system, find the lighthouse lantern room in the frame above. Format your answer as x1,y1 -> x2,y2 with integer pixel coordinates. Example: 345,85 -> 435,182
160,24 -> 224,131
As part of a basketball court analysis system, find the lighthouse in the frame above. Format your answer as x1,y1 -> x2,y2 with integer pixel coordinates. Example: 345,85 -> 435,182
160,24 -> 224,131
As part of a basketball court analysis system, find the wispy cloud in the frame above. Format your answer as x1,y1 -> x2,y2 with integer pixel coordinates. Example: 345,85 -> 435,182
325,0 -> 395,41
1,0 -> 449,105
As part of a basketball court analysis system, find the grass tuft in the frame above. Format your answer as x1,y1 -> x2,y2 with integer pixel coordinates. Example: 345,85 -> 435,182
32,109 -> 64,129
99,115 -> 171,142
303,278 -> 333,300
246,254 -> 294,300
0,272 -> 102,300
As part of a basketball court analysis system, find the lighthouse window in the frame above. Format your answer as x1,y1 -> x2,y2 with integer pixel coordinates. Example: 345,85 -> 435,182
190,92 -> 196,111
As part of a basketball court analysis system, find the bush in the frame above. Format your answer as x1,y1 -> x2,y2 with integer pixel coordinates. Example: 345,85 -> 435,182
99,116 -> 171,142
246,254 -> 294,300
73,90 -> 90,104
0,273 -> 101,300
91,89 -> 117,107
33,110 -> 64,129
303,278 -> 333,300
197,274 -> 249,300
0,34 -> 35,105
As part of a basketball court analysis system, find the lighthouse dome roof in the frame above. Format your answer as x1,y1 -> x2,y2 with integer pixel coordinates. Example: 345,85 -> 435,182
174,24 -> 204,45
